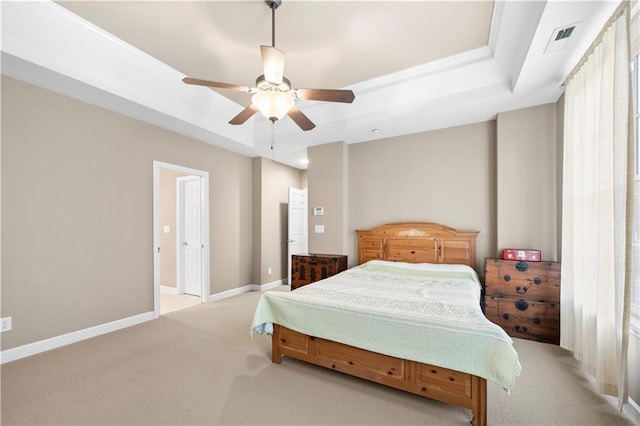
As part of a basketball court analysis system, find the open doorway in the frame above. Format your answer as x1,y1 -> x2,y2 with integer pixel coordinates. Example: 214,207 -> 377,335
153,161 -> 210,318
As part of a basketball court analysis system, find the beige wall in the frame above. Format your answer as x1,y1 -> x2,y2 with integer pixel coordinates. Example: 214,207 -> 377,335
308,142 -> 349,255
252,159 -> 262,286
348,122 -> 497,270
252,157 -> 304,284
1,76 -> 253,350
325,104 -> 559,273
496,104 -> 558,262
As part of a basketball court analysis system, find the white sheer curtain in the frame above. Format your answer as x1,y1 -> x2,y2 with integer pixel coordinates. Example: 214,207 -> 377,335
561,4 -> 633,409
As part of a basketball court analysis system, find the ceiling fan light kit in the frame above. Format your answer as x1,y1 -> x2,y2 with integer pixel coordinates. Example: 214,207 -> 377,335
252,90 -> 295,122
181,0 -> 355,131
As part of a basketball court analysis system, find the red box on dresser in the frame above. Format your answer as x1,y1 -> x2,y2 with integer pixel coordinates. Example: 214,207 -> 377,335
502,249 -> 541,262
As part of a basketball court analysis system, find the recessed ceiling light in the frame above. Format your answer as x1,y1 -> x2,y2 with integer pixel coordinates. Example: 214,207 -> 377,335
300,159 -> 309,165
371,128 -> 380,133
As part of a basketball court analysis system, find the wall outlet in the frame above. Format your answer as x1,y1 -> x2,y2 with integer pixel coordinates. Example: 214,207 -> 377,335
267,267 -> 272,275
1,317 -> 12,332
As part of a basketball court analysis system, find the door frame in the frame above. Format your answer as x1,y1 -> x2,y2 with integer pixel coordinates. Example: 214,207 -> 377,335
153,161 -> 210,318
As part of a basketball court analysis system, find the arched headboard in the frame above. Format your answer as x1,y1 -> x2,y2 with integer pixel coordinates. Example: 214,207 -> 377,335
356,222 -> 479,268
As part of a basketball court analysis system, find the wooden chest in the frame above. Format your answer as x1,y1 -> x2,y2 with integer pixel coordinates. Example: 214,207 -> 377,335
484,258 -> 560,344
291,254 -> 348,290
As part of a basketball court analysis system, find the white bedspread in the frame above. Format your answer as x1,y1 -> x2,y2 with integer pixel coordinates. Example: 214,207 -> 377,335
251,260 -> 521,389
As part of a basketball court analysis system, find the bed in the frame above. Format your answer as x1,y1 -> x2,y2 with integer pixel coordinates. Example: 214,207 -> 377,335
251,222 -> 520,426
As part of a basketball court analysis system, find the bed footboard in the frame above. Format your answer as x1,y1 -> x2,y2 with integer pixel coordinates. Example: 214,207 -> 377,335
272,324 -> 487,426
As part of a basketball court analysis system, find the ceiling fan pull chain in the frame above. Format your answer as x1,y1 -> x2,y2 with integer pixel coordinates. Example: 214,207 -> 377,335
271,122 -> 274,150
270,122 -> 276,161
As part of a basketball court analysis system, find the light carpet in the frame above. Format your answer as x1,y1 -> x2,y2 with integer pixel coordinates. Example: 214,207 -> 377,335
1,287 -> 635,425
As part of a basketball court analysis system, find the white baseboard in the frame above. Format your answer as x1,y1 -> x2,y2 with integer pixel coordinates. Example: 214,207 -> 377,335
208,284 -> 258,302
260,278 -> 288,291
0,311 -> 154,365
207,279 -> 286,302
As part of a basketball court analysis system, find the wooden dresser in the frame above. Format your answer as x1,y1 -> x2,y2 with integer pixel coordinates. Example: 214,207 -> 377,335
484,258 -> 561,344
291,254 -> 347,290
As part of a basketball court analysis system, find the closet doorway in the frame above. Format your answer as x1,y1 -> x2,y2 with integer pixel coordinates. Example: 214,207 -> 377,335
152,161 -> 210,318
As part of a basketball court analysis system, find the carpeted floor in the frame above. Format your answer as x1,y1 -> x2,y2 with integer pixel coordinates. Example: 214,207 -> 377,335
1,287 -> 636,425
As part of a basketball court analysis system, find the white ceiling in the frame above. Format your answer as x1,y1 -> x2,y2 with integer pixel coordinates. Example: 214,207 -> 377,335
1,1 -> 622,169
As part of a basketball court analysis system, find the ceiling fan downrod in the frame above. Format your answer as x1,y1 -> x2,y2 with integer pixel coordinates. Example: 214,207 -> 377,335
266,0 -> 281,48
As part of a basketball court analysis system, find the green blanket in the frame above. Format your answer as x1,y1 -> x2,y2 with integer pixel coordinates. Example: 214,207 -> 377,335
251,260 -> 520,389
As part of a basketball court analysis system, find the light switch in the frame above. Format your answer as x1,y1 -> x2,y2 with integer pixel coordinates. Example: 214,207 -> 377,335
163,225 -> 170,233
314,225 -> 325,233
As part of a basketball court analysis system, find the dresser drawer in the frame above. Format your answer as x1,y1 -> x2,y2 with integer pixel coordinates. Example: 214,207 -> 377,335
485,296 -> 559,323
485,296 -> 559,344
485,277 -> 559,302
486,259 -> 560,280
485,259 -> 560,302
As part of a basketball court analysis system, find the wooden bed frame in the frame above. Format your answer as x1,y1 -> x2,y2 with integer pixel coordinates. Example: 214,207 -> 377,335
272,222 -> 486,425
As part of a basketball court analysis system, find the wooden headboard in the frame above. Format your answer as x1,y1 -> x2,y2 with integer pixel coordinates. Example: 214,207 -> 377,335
356,222 -> 479,268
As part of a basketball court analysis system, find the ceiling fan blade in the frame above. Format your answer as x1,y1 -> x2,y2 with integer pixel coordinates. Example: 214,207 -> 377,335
229,104 -> 259,125
287,106 -> 316,131
183,77 -> 251,92
260,45 -> 285,85
294,88 -> 355,103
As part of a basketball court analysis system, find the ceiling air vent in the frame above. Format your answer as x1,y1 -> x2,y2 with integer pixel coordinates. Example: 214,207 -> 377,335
555,26 -> 575,41
544,22 -> 580,54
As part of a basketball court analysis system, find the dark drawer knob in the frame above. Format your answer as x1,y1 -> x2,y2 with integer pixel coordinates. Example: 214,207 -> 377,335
503,274 -> 511,282
515,299 -> 529,311
516,286 -> 528,294
503,313 -> 510,320
516,262 -> 528,272
533,317 -> 541,325
533,277 -> 541,285
515,325 -> 529,333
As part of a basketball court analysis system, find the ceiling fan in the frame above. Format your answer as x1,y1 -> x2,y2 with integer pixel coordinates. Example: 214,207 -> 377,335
182,0 -> 355,131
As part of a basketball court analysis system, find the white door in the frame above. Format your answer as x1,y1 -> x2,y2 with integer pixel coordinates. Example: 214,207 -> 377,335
178,176 -> 202,296
288,188 -> 308,285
